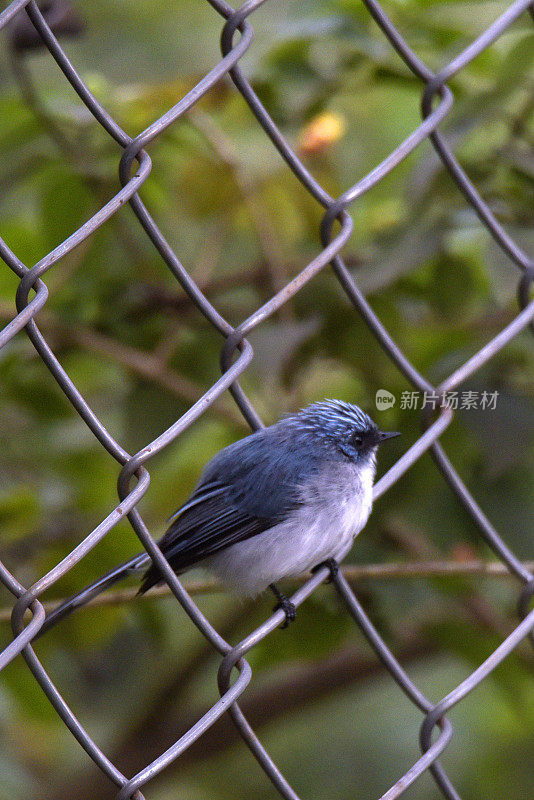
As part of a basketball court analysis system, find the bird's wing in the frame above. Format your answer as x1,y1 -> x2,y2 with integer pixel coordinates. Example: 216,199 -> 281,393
140,425 -> 320,593
139,480 -> 279,593
166,482 -> 228,524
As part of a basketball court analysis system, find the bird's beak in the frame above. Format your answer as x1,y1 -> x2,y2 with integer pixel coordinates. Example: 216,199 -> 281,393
376,430 -> 401,443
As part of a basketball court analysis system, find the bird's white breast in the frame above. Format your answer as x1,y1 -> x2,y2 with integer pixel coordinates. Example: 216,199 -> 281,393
204,459 -> 376,596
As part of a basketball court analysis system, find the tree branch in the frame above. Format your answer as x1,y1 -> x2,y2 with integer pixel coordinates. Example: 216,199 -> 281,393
2,560 -> 532,624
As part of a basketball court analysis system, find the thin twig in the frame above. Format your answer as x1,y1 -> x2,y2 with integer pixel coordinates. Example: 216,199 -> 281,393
2,560 -> 532,624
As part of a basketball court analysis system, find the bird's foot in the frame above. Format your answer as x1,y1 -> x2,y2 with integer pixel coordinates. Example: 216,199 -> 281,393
274,596 -> 297,628
312,558 -> 339,583
269,583 -> 297,628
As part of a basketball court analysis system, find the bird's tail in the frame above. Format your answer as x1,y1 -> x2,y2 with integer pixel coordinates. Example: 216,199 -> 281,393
36,552 -> 150,639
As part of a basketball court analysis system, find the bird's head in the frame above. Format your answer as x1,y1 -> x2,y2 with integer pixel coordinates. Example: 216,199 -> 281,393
296,399 -> 400,465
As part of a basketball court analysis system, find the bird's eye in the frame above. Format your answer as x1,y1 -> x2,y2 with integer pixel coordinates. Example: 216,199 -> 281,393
352,435 -> 363,447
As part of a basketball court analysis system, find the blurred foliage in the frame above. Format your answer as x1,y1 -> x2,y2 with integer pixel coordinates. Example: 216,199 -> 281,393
0,1 -> 533,799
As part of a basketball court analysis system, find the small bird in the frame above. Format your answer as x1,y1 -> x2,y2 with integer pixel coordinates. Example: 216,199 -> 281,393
40,400 -> 399,632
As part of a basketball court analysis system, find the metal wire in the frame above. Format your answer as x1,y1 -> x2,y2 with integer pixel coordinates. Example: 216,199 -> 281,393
0,1 -> 532,799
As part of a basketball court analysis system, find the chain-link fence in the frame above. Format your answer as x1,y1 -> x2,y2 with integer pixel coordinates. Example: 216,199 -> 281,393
0,1 -> 533,798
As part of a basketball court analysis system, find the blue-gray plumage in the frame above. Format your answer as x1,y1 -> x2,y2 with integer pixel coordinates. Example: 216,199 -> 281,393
40,400 -> 399,632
